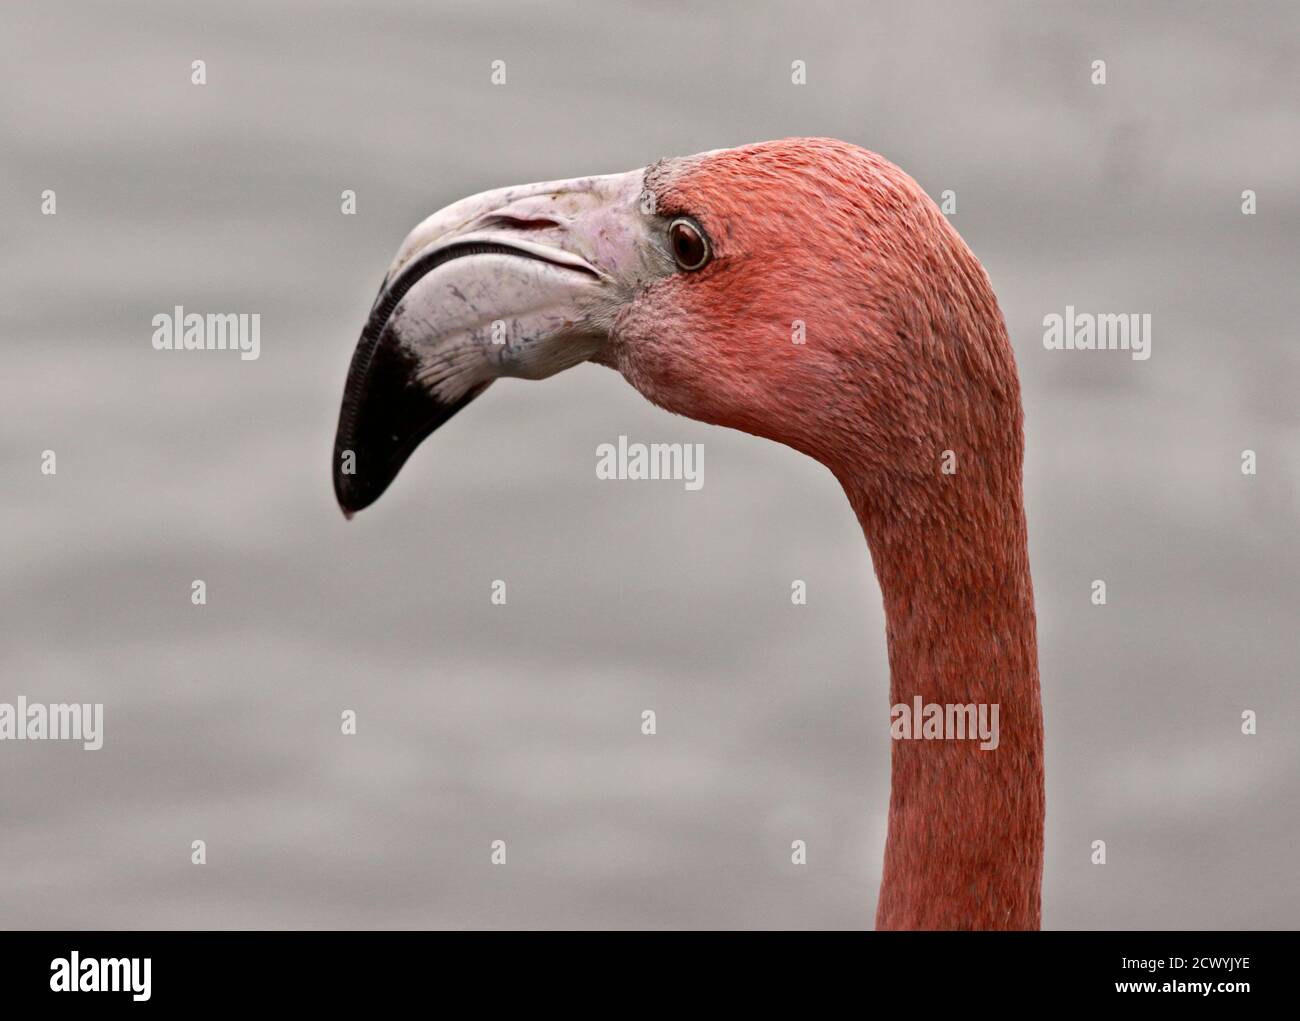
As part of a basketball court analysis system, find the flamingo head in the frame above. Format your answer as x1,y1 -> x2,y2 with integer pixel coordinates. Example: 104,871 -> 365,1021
333,137 -> 1014,515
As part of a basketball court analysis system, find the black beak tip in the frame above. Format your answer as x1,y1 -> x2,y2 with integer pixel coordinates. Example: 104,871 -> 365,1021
332,266 -> 495,519
334,478 -> 359,520
332,471 -> 361,521
331,370 -> 489,520
331,434 -> 390,519
333,474 -> 382,520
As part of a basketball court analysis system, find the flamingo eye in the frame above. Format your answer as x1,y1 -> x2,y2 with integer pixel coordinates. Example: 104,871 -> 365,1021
668,217 -> 711,271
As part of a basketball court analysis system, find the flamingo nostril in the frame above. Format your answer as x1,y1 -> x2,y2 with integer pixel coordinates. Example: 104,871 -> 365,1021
477,214 -> 563,232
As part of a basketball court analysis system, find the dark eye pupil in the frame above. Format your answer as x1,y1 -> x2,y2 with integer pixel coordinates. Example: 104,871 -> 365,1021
670,219 -> 708,270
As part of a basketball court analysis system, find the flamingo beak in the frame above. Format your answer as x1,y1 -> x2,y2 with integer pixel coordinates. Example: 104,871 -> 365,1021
332,169 -> 653,516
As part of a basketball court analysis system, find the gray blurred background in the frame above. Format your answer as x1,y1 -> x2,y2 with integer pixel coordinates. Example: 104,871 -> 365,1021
2,0 -> 1297,929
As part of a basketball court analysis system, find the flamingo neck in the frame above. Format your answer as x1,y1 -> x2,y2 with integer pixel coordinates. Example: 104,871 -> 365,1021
842,454 -> 1044,930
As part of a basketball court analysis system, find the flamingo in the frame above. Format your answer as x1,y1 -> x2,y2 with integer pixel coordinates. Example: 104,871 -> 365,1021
332,138 -> 1045,930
